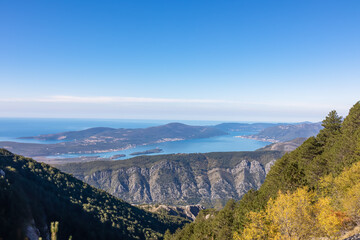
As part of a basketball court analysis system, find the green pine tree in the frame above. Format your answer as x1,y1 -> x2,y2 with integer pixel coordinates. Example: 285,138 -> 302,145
317,110 -> 342,145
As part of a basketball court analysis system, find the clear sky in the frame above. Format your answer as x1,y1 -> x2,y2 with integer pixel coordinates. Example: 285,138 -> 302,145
0,0 -> 359,122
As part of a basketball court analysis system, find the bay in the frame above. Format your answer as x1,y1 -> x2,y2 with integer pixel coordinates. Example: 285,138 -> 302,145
0,118 -> 271,160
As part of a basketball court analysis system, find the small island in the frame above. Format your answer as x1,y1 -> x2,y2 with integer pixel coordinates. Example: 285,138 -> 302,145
130,148 -> 163,156
110,154 -> 126,160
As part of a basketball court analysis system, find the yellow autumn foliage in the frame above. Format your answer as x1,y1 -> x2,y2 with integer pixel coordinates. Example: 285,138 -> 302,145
235,188 -> 343,240
320,161 -> 360,225
234,210 -> 280,240
267,188 -> 315,239
314,197 -> 343,238
235,156 -> 360,240
341,182 -> 360,224
320,161 -> 360,197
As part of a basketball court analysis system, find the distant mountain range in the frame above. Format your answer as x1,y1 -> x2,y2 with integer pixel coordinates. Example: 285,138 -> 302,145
240,122 -> 323,142
213,122 -> 278,132
21,123 -> 225,142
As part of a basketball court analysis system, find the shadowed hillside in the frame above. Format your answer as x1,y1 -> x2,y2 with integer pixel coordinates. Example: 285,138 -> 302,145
0,149 -> 188,240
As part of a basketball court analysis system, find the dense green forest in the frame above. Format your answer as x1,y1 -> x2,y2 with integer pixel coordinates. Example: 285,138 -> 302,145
0,149 -> 188,240
166,101 -> 360,239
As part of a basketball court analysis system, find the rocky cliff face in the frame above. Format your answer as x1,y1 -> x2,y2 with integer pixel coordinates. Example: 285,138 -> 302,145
62,152 -> 282,207
138,204 -> 205,221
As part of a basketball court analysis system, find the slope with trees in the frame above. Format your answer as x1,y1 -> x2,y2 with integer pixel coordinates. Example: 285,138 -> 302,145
0,149 -> 188,240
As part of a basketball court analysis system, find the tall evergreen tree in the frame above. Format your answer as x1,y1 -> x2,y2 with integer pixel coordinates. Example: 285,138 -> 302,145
322,110 -> 342,131
317,110 -> 342,145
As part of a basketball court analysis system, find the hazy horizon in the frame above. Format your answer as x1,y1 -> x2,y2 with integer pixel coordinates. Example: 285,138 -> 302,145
0,116 -> 318,124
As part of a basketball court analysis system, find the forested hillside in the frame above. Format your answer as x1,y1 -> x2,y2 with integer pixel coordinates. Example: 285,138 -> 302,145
167,101 -> 360,240
0,149 -> 188,240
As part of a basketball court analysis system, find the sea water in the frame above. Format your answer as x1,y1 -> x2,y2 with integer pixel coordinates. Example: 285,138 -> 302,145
0,118 -> 270,159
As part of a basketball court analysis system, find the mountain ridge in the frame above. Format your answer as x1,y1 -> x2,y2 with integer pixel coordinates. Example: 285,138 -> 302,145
241,122 -> 323,142
58,151 -> 284,208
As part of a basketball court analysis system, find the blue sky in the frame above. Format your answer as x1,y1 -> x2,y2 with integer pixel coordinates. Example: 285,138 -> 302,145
0,0 -> 359,122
